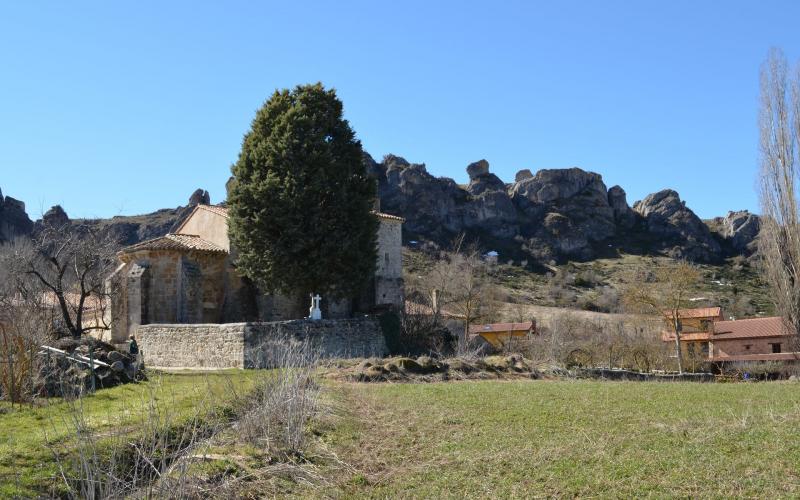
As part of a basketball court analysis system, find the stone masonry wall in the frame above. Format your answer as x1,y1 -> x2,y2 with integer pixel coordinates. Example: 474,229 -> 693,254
244,318 -> 386,368
135,317 -> 386,369
136,323 -> 246,369
375,219 -> 403,307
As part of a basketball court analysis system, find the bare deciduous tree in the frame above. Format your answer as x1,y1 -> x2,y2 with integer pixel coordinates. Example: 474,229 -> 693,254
758,48 -> 800,351
5,225 -> 120,339
623,260 -> 702,374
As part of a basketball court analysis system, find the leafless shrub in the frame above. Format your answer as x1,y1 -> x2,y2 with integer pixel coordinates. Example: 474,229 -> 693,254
0,239 -> 58,403
503,311 -> 671,372
239,337 -> 321,457
47,374 -> 225,499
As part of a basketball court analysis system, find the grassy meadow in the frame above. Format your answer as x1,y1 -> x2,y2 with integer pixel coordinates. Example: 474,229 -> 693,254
318,379 -> 800,498
4,371 -> 800,498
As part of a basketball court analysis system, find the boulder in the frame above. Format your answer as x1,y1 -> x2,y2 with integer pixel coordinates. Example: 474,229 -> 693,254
42,205 -> 69,228
188,189 -> 210,206
466,159 -> 490,180
633,189 -> 721,261
514,169 -> 533,182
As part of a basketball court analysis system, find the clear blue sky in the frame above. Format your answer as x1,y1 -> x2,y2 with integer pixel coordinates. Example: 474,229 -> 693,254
2,1 -> 799,220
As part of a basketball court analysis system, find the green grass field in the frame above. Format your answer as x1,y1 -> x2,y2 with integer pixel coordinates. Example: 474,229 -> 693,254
0,370 -> 259,498
319,380 -> 800,498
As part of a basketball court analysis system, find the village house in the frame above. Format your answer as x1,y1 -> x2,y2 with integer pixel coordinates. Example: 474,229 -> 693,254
661,307 -> 799,363
108,204 -> 404,344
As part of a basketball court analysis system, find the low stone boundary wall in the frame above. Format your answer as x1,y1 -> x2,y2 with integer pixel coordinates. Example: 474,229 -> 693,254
135,323 -> 247,369
135,317 -> 386,369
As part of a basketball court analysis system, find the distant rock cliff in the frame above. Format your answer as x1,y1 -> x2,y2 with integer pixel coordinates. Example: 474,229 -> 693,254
1,158 -> 761,265
366,153 -> 760,263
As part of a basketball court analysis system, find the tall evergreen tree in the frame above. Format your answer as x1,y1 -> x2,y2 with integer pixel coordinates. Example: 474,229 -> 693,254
228,83 -> 378,300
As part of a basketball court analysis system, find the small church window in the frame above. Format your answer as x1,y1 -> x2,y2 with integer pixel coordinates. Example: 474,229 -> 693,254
385,253 -> 390,266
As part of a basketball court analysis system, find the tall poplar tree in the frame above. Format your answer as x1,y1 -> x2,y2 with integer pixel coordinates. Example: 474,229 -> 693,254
227,83 -> 378,300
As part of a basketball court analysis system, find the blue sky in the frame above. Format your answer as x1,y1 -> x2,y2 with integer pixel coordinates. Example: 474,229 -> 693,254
1,1 -> 799,220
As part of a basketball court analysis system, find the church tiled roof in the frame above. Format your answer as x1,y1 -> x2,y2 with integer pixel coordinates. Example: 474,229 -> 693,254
197,204 -> 229,218
120,233 -> 227,254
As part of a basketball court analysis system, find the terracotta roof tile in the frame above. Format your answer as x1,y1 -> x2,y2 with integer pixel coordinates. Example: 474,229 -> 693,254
197,204 -> 229,218
121,234 -> 227,254
712,316 -> 795,339
664,307 -> 723,319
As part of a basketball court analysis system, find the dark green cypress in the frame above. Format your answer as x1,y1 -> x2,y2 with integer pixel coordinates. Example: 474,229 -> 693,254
228,83 -> 378,299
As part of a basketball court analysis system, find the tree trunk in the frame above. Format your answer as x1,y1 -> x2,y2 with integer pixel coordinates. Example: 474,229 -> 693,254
673,332 -> 684,374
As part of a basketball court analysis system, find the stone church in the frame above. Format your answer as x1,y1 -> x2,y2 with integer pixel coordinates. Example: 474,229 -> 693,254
109,204 -> 403,343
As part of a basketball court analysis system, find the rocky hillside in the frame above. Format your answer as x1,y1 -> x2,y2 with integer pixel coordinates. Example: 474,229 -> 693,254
365,154 -> 760,264
0,187 -> 211,247
1,159 -> 760,266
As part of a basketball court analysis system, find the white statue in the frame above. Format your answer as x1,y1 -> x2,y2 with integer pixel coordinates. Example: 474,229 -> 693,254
309,293 -> 322,320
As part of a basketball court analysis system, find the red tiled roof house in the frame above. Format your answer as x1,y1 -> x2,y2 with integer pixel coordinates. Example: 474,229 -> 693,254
661,307 -> 799,363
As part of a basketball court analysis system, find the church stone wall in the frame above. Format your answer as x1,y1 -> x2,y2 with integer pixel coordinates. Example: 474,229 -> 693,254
375,219 -> 403,307
135,317 -> 386,369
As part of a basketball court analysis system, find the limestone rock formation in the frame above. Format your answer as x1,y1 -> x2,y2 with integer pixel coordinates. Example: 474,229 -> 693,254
510,168 -> 617,258
42,205 -> 69,228
711,210 -> 761,254
607,185 -> 637,229
188,188 -> 211,206
370,154 -> 466,240
466,159 -> 490,179
515,169 -> 533,182
463,160 -> 517,238
0,188 -> 33,242
633,189 -> 721,261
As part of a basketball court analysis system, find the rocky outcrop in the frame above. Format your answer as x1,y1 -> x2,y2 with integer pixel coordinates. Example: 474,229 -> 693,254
69,189 -> 212,247
607,185 -> 637,229
188,188 -> 211,206
0,188 -> 33,242
42,205 -> 69,228
708,210 -> 761,254
369,154 -> 740,263
515,169 -> 533,182
509,168 -> 617,259
633,189 -> 720,261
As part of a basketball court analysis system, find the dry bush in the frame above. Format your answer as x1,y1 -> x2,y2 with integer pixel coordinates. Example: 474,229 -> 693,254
48,375 -> 228,499
502,312 -> 672,372
0,240 -> 59,403
239,337 -> 321,458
